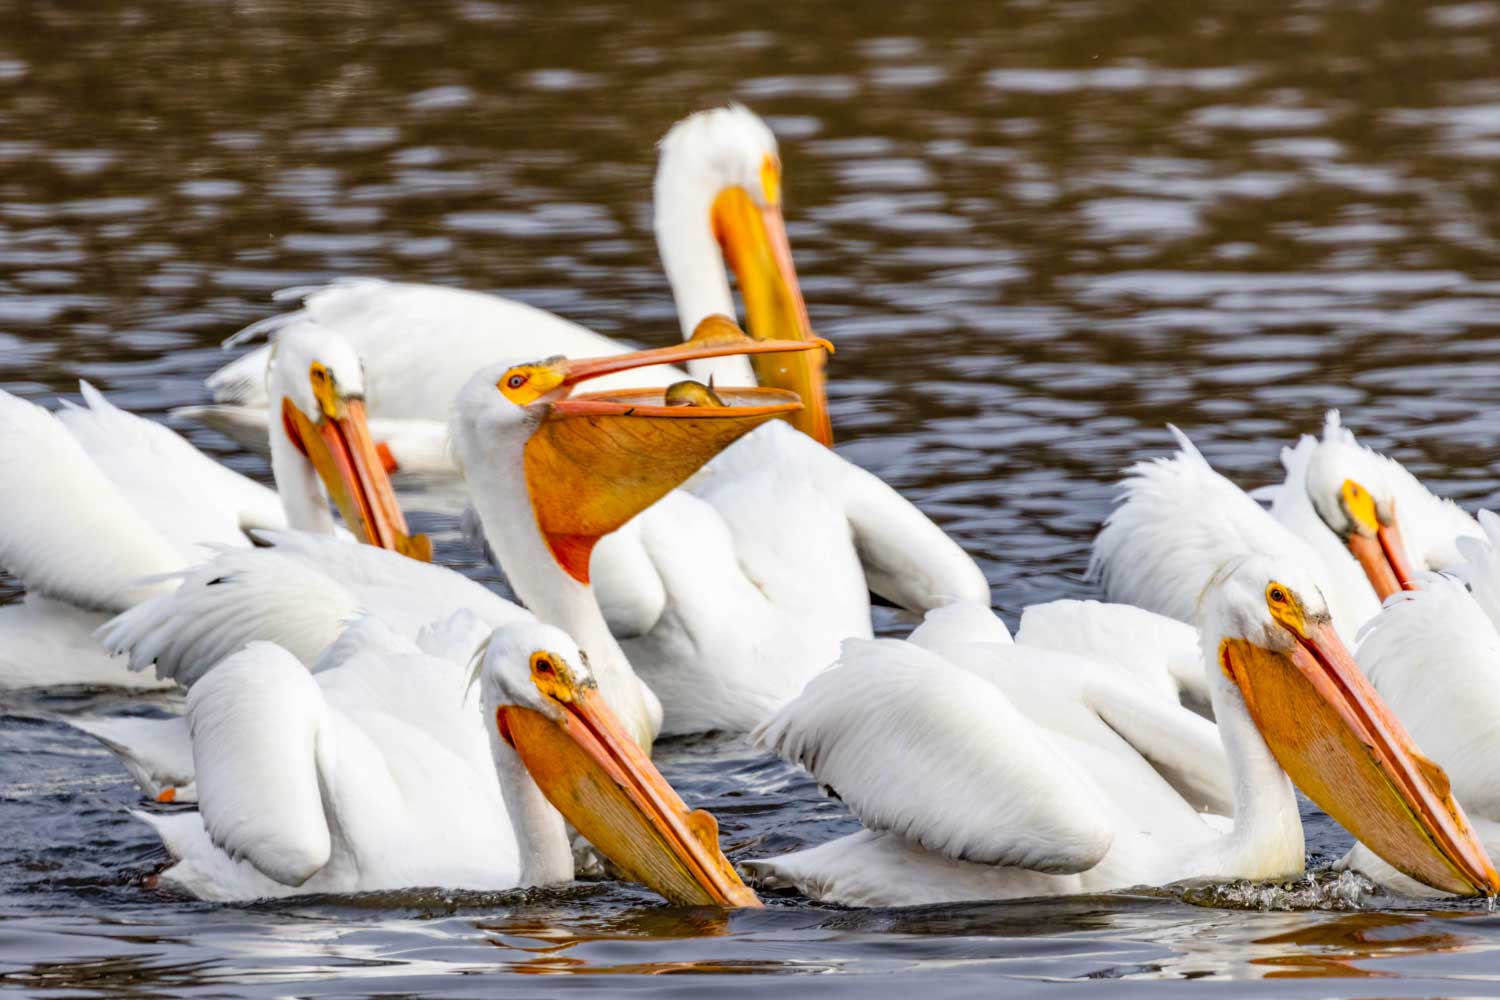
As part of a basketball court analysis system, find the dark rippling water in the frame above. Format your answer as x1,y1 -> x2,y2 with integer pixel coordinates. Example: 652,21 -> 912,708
5,1 -> 1500,996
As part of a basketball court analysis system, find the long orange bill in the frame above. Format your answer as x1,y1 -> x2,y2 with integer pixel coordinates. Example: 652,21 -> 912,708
555,315 -> 831,389
498,686 -> 761,907
711,184 -> 831,447
1222,618 -> 1498,896
524,321 -> 828,582
282,397 -> 432,562
1348,518 -> 1417,601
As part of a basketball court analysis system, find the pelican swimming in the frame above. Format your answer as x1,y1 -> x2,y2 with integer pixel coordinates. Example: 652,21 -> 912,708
0,321 -> 422,689
1324,510 -> 1500,895
135,615 -> 758,905
1093,417 -> 1480,646
746,555 -> 1497,906
191,105 -> 989,735
189,104 -> 829,459
93,328 -> 827,799
1263,410 -> 1479,602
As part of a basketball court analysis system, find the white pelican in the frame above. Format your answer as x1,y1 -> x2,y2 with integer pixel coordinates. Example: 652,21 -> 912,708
190,105 -> 829,456
1264,410 -> 1479,602
200,105 -> 988,735
746,555 -> 1498,906
96,328 -> 828,799
1093,426 -> 1374,646
0,322 -> 422,689
1094,418 -> 1482,647
1330,511 -> 1500,895
135,615 -> 758,905
597,418 -> 989,735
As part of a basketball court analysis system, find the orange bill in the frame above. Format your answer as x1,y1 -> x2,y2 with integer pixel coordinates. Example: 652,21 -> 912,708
515,322 -> 826,582
499,685 -> 762,908
1347,519 -> 1417,601
282,396 -> 432,562
711,177 -> 831,447
1221,618 -> 1498,896
1339,480 -> 1416,600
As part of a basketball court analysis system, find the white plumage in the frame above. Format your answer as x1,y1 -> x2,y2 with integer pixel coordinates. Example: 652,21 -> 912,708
135,619 -> 535,900
1334,512 -> 1500,894
756,634 -> 1115,874
1091,426 -> 1370,644
605,421 -> 988,735
0,386 -> 221,616
131,616 -> 754,904
192,105 -> 987,736
0,384 -> 279,689
71,713 -> 195,801
0,320 -> 429,690
1266,410 -> 1480,577
99,531 -> 526,687
748,554 -> 1490,907
0,596 -> 164,691
1016,598 -> 1211,714
194,278 -> 689,445
747,595 -> 1248,906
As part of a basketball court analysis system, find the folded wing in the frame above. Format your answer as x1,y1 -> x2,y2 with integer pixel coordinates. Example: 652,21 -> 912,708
755,637 -> 1113,874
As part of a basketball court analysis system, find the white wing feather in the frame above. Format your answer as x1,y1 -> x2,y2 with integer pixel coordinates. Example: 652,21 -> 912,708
0,595 -> 167,690
754,637 -> 1113,873
187,642 -> 333,886
0,389 -> 181,611
210,279 -> 687,417
71,714 -> 193,799
1356,572 -> 1500,820
57,383 -> 285,553
970,643 -> 1232,817
1017,599 -> 1210,714
100,532 -> 528,686
98,548 -> 358,686
1091,427 -> 1365,640
905,600 -> 1013,661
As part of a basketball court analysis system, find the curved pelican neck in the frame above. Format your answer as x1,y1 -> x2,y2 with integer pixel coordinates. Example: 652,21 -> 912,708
653,165 -> 756,386
461,437 -> 657,743
484,706 -> 571,886
1201,640 -> 1305,878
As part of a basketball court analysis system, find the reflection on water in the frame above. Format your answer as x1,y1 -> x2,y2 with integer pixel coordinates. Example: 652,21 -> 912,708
5,0 -> 1500,995
1251,911 -> 1465,979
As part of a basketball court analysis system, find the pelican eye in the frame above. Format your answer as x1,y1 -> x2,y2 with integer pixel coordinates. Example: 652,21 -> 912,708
498,363 -> 566,405
759,153 -> 782,206
308,362 -> 339,416
1265,580 -> 1310,638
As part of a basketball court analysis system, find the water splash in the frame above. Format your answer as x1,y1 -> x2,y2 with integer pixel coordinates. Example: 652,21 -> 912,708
1174,869 -> 1378,912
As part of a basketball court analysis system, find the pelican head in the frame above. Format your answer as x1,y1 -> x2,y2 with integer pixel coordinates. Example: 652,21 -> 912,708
655,105 -> 830,446
1303,423 -> 1414,599
477,621 -> 760,907
1205,554 -> 1497,896
451,315 -> 829,585
271,322 -> 430,560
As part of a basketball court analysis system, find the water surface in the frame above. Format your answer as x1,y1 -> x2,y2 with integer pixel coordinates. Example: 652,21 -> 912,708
5,0 -> 1500,995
